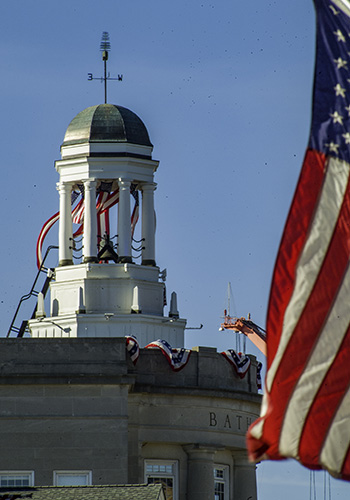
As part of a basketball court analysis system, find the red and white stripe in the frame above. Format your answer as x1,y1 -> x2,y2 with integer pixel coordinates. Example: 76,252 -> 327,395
96,192 -> 111,248
36,211 -> 60,268
96,189 -> 120,247
72,199 -> 85,225
36,198 -> 85,268
247,150 -> 350,479
131,204 -> 139,238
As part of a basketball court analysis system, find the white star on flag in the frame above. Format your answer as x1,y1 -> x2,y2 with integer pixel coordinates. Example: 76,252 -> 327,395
334,29 -> 346,42
325,141 -> 340,153
334,57 -> 348,68
335,83 -> 346,97
343,132 -> 350,144
330,110 -> 344,124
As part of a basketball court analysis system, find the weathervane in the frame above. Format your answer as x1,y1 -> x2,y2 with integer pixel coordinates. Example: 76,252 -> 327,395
88,31 -> 123,104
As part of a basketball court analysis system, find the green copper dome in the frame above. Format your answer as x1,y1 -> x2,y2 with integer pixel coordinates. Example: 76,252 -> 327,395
62,104 -> 152,147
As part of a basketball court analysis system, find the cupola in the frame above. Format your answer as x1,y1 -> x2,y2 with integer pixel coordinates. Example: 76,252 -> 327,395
28,103 -> 186,346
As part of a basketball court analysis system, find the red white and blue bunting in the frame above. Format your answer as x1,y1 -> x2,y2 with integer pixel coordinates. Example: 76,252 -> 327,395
125,338 -> 261,387
145,339 -> 192,372
221,349 -> 251,378
125,336 -> 140,365
256,361 -> 262,390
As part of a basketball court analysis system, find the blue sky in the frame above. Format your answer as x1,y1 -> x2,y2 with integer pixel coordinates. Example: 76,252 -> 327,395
1,0 -> 350,498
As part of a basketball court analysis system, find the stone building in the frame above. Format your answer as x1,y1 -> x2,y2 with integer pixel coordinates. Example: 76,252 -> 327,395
0,104 -> 261,500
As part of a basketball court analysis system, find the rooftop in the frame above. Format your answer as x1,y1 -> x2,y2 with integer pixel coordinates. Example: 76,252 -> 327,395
62,104 -> 152,148
0,484 -> 165,500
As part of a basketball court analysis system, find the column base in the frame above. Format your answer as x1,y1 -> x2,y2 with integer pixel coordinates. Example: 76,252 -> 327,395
59,259 -> 73,267
118,256 -> 133,264
83,256 -> 98,263
141,259 -> 156,266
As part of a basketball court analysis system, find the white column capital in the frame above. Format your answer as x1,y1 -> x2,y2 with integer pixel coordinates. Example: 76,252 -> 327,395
232,450 -> 250,465
141,182 -> 157,192
84,178 -> 97,189
118,178 -> 132,188
57,181 -> 73,192
183,444 -> 217,459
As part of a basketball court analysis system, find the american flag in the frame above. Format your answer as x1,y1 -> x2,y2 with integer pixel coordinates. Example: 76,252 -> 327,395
247,0 -> 350,480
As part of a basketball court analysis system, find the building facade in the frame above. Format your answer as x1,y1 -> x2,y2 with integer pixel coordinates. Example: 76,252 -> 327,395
1,104 -> 261,500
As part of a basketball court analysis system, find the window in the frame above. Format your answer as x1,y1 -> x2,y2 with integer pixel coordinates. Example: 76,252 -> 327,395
144,460 -> 178,500
214,465 -> 229,500
53,471 -> 92,486
0,472 -> 34,487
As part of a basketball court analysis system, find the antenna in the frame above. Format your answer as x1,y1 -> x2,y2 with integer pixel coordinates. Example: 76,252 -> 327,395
100,31 -> 110,104
227,281 -> 231,317
88,31 -> 123,104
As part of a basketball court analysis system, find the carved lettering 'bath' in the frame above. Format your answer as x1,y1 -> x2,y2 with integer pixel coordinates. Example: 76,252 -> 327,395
209,412 -> 253,432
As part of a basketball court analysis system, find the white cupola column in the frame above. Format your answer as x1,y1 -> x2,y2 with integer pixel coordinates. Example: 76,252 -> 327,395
83,179 -> 98,263
118,179 -> 132,263
141,183 -> 156,266
58,181 -> 73,266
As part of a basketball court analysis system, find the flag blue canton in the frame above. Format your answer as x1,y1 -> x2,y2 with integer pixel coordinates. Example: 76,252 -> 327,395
309,0 -> 350,163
